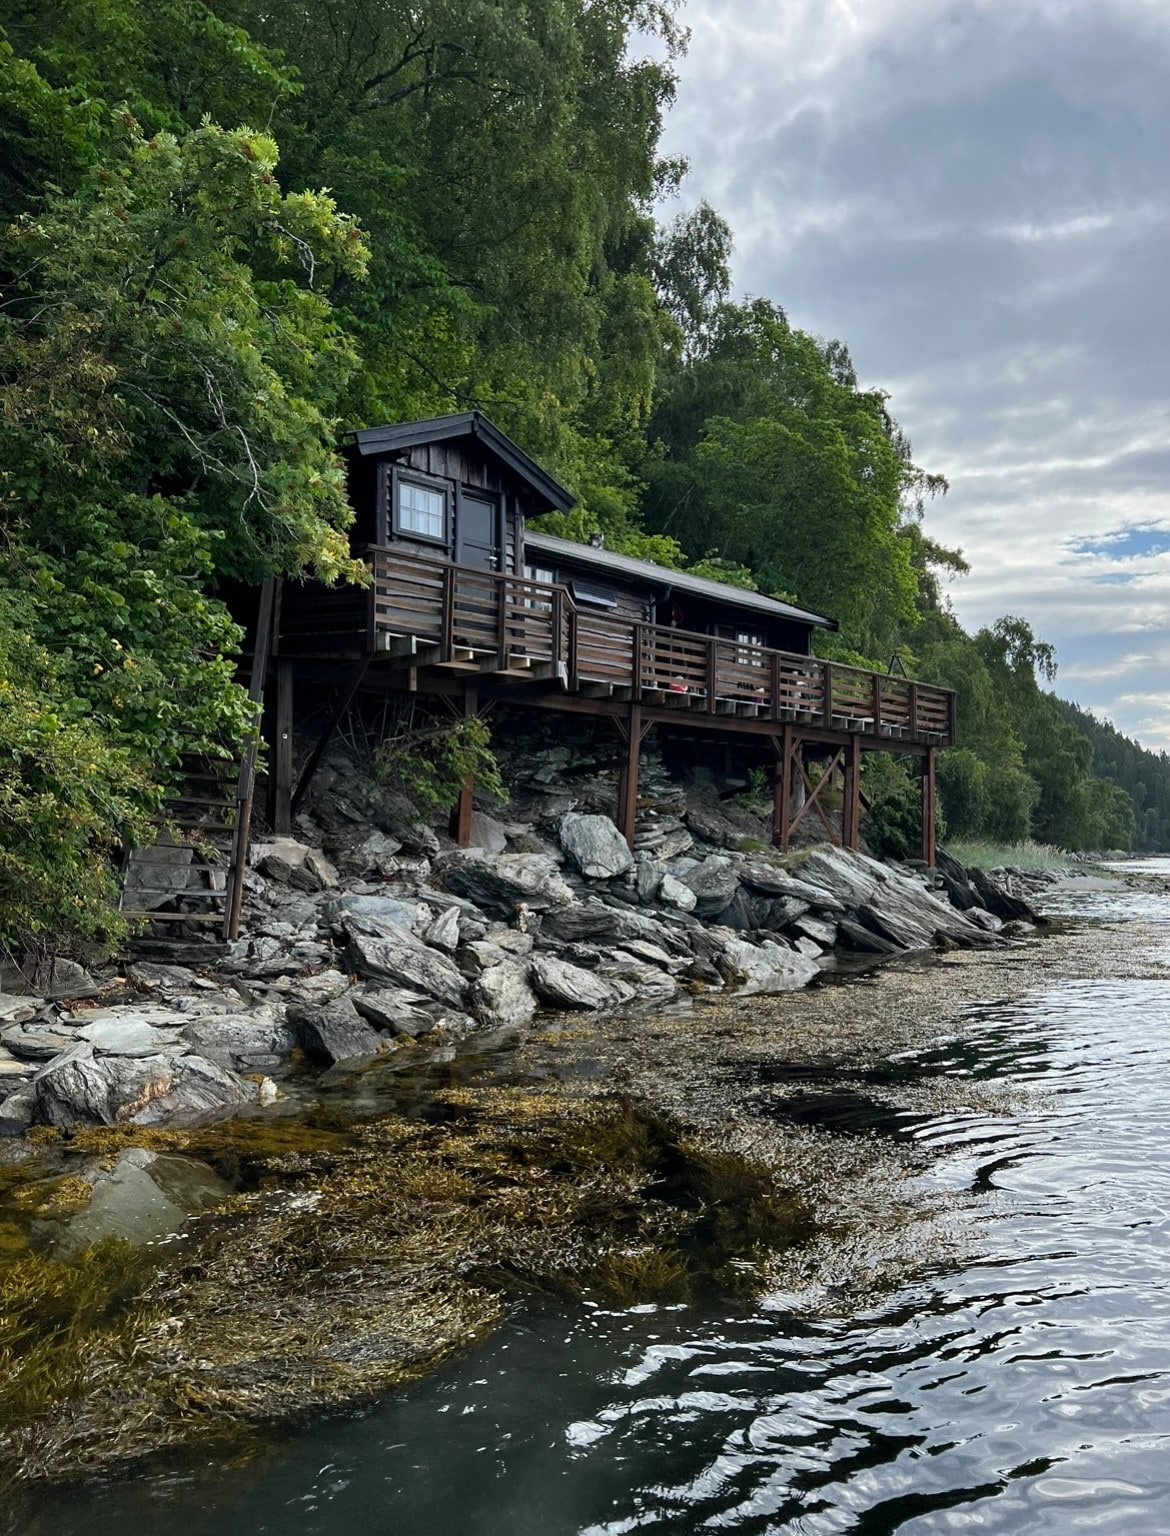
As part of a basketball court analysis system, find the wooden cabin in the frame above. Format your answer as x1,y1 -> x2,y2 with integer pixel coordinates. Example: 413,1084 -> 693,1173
269,411 -> 953,876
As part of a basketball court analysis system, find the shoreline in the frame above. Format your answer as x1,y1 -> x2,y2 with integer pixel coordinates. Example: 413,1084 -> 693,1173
1,871 -> 1156,1491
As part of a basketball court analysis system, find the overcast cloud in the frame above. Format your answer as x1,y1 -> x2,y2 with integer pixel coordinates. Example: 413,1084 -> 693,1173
659,0 -> 1170,747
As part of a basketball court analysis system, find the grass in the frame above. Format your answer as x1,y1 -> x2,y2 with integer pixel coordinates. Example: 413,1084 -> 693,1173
945,839 -> 1072,872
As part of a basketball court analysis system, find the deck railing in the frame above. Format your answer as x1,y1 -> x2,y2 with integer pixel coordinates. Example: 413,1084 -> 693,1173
369,547 -> 956,746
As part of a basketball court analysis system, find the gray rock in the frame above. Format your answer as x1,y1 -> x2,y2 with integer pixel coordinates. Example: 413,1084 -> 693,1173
529,955 -> 635,1011
835,917 -> 904,954
966,907 -> 1003,932
76,1019 -> 183,1056
286,970 -> 352,1007
468,811 -> 509,855
179,1011 -> 294,1066
352,988 -> 436,1039
615,940 -> 684,972
716,934 -> 819,994
34,1048 -> 254,1129
469,959 -> 538,1029
685,806 -> 732,847
425,906 -> 463,952
490,929 -> 535,958
559,813 -> 635,880
120,842 -> 195,911
456,940 -> 510,978
792,936 -> 824,959
251,836 -> 313,871
288,995 -> 385,1066
0,995 -> 41,1024
127,962 -> 216,994
0,1084 -> 36,1130
290,848 -> 339,892
597,956 -> 679,1005
969,866 -> 1036,922
658,873 -> 698,913
680,857 -> 741,916
635,859 -> 664,904
793,914 -> 838,947
50,1147 -> 232,1259
935,847 -> 978,910
324,891 -> 432,935
1,1020 -> 77,1061
346,926 -> 466,1006
636,825 -> 695,862
435,851 -> 575,917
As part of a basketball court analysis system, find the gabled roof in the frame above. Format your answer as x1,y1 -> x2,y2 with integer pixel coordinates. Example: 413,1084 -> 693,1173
524,532 -> 838,632
348,412 -> 575,513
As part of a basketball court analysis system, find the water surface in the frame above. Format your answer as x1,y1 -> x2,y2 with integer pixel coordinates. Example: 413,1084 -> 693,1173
16,870 -> 1170,1534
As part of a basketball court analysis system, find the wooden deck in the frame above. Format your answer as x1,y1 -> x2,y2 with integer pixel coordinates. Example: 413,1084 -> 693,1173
367,548 -> 956,749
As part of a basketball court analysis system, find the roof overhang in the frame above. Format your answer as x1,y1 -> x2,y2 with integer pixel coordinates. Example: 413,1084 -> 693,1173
524,531 -> 838,632
348,412 -> 575,513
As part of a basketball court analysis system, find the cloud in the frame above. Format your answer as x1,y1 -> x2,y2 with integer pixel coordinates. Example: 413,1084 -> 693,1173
660,0 -> 1170,744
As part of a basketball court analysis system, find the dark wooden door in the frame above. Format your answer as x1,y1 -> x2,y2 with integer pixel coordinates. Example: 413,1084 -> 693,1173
457,492 -> 500,570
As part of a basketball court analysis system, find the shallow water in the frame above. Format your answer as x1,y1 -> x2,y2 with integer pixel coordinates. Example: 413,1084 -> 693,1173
16,870 -> 1170,1534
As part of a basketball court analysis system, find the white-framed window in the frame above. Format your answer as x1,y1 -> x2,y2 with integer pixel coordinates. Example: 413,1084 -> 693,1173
523,563 -> 556,612
735,628 -> 766,669
395,475 -> 448,542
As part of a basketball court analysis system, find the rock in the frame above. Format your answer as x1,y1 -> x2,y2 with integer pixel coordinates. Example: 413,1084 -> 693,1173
1001,918 -> 1038,938
684,806 -> 732,848
634,859 -> 664,904
559,813 -> 635,880
127,962 -> 216,993
966,907 -> 1003,932
0,995 -> 41,1024
658,873 -> 698,913
0,1046 -> 29,1077
286,970 -> 353,1008
793,914 -> 838,947
835,917 -> 904,954
1,1020 -> 77,1062
935,847 -> 978,910
425,906 -> 463,952
34,1048 -> 254,1129
616,940 -> 683,972
251,836 -> 313,871
50,1147 -> 232,1260
529,955 -> 635,1011
290,849 -> 339,892
346,926 -> 466,1006
179,1011 -> 294,1067
120,843 -> 195,911
792,936 -> 823,959
324,892 -> 432,935
715,934 -> 819,994
968,866 -> 1036,922
597,956 -> 679,1005
357,829 -> 405,874
468,811 -> 509,855
352,988 -> 437,1039
738,861 -> 840,907
469,959 -> 538,1029
287,995 -> 385,1067
635,825 -> 695,862
490,929 -> 535,958
435,851 -> 575,918
679,857 -> 740,916
75,1019 -> 183,1056
456,939 -> 510,978
0,1084 -> 36,1131
712,886 -> 779,932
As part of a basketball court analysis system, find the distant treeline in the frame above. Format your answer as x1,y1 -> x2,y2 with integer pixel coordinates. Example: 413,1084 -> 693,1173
0,0 -> 1150,950
1058,701 -> 1170,851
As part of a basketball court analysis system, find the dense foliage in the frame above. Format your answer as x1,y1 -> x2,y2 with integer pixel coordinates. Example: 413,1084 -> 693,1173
0,0 -> 1154,951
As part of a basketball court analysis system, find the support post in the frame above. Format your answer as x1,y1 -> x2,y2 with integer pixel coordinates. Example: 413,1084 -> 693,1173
616,702 -> 642,848
842,735 -> 862,850
772,725 -> 792,851
272,656 -> 294,834
922,747 -> 937,866
451,682 -> 478,848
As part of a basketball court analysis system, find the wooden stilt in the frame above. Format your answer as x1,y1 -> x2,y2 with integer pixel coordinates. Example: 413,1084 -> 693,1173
451,682 -> 478,848
842,735 -> 862,850
272,656 -> 294,834
615,702 -> 642,848
921,747 -> 938,866
772,725 -> 793,851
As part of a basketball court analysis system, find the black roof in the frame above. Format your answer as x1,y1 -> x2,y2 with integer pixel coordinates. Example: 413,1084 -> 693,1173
524,532 -> 837,631
348,412 -> 575,513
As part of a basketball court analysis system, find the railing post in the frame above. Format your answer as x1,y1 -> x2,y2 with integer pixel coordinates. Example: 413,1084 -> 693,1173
822,661 -> 834,728
495,571 -> 508,659
770,652 -> 782,719
631,622 -> 644,701
948,691 -> 957,747
550,586 -> 564,669
442,564 -> 456,659
871,673 -> 882,738
706,637 -> 718,713
908,681 -> 920,741
568,609 -> 579,691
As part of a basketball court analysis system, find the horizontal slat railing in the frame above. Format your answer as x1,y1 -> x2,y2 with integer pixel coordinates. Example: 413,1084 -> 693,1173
367,547 -> 955,747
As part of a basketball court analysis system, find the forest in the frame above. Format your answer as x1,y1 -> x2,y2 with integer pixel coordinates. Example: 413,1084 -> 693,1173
0,0 -> 1166,955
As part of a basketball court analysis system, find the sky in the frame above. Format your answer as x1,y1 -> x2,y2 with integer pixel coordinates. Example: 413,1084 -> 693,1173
655,0 -> 1170,749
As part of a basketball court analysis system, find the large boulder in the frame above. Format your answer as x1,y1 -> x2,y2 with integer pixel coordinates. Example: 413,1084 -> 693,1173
346,925 -> 467,1006
658,873 -> 698,913
435,851 -> 575,918
352,987 -> 437,1039
287,995 -> 385,1066
468,959 -> 538,1029
529,955 -> 635,1012
34,1047 -> 254,1129
715,934 -> 820,994
679,857 -> 741,917
180,1010 -> 295,1068
559,813 -> 635,880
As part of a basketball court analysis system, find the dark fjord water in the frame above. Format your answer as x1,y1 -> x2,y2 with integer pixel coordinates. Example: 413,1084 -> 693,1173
17,871 -> 1170,1535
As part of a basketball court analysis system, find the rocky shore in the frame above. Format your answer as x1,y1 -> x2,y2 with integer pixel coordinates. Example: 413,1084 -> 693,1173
0,741 -> 1073,1484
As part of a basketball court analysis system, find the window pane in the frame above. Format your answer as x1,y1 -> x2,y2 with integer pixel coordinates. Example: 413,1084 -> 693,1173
398,481 -> 445,538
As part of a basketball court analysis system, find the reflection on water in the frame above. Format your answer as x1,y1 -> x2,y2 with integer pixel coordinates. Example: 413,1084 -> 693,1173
15,874 -> 1170,1535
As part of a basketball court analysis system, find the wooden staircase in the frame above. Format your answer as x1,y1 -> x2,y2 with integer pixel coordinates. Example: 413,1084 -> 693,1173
119,580 -> 276,944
